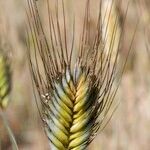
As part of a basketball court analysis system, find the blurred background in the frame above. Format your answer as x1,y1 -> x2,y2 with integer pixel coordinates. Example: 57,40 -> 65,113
0,0 -> 150,150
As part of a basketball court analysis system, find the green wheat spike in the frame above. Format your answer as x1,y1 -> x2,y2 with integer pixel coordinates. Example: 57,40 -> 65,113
42,68 -> 97,150
26,0 -> 128,149
0,50 -> 11,109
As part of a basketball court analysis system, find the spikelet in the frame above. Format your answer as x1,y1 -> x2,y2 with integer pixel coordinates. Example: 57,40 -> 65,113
26,0 -> 130,149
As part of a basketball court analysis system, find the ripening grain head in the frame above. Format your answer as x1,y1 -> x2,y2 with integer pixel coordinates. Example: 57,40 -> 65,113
0,10 -> 12,110
0,51 -> 11,109
26,0 -> 135,149
137,0 -> 150,57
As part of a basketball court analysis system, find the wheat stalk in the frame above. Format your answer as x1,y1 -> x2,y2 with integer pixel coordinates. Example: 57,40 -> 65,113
26,0 -> 134,149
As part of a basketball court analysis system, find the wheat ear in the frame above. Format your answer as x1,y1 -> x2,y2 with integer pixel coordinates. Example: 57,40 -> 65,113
0,50 -> 11,109
26,0 -> 134,149
0,32 -> 18,150
0,7 -> 19,149
0,4 -> 12,109
42,67 -> 100,150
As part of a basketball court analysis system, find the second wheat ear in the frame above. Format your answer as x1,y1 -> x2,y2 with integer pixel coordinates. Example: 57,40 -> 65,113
26,0 -> 129,149
0,51 -> 11,109
0,17 -> 19,150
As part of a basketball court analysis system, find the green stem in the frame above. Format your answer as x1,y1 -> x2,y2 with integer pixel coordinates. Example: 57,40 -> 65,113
0,111 -> 19,150
0,134 -> 1,150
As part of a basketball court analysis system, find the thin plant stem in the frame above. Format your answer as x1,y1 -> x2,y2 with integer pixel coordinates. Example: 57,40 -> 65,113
0,133 -> 1,150
0,110 -> 19,150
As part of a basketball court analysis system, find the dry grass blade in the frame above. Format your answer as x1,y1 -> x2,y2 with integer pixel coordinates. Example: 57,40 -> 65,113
26,0 -> 135,149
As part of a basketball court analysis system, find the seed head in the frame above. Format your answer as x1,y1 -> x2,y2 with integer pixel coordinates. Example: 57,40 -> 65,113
26,0 -> 131,149
0,50 -> 11,109
0,11 -> 12,109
